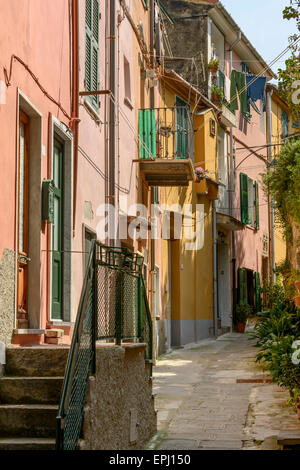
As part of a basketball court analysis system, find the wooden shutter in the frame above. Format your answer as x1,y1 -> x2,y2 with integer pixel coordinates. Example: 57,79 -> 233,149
85,0 -> 99,108
238,268 -> 247,305
254,182 -> 259,229
139,109 -> 156,159
255,272 -> 261,312
240,173 -> 249,224
176,96 -> 188,158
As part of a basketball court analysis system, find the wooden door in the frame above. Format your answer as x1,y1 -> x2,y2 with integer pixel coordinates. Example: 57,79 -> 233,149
17,111 -> 30,316
52,139 -> 64,319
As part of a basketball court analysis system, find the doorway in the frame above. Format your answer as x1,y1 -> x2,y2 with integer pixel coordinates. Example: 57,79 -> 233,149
51,137 -> 64,320
17,111 -> 30,318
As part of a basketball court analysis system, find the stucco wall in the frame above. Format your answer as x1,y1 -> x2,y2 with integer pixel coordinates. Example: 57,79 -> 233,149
81,343 -> 157,450
161,0 -> 211,97
0,249 -> 15,345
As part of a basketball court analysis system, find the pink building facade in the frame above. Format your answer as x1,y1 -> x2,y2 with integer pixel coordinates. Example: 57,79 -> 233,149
0,0 -> 161,347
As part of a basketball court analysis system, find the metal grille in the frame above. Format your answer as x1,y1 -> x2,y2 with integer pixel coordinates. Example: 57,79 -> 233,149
56,242 -> 152,450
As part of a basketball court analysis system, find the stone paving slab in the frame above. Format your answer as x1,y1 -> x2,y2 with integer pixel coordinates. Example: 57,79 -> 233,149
149,332 -> 300,451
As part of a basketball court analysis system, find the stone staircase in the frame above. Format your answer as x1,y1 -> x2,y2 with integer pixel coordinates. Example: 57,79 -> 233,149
0,346 -> 69,450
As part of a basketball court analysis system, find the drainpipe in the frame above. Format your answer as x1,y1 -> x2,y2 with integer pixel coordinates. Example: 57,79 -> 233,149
213,200 -> 218,337
72,0 -> 79,236
109,0 -> 116,245
267,89 -> 276,283
229,31 -> 241,324
150,0 -> 156,353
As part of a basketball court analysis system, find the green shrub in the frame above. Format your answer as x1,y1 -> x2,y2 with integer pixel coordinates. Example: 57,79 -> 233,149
251,276 -> 300,393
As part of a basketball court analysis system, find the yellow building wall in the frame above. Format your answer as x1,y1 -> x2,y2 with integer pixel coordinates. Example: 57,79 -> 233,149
270,96 -> 296,266
159,83 -> 217,327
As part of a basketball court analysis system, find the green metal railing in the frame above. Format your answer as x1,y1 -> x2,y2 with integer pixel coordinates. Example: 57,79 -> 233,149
56,241 -> 153,450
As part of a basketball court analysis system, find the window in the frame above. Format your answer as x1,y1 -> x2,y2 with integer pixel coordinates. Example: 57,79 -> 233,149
124,56 -> 132,108
240,173 -> 259,228
282,110 -> 289,138
85,0 -> 99,109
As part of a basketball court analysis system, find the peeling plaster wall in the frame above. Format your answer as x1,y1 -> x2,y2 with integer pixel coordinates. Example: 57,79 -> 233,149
161,0 -> 211,97
0,249 -> 15,345
81,344 -> 157,450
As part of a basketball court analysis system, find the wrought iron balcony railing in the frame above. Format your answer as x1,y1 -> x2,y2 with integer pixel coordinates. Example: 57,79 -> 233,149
138,107 -> 194,161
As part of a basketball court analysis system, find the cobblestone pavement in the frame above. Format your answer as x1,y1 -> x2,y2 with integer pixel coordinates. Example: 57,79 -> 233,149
149,332 -> 300,450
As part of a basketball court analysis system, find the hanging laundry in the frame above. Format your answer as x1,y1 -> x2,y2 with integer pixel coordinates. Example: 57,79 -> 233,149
246,74 -> 266,112
230,70 -> 247,114
225,74 -> 231,102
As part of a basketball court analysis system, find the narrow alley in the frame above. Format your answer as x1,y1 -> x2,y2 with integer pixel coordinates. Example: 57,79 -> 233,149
150,331 -> 299,451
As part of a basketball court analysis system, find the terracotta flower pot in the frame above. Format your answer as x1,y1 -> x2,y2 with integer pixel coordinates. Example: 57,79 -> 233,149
212,94 -> 221,105
294,296 -> 300,307
297,403 -> 300,420
295,280 -> 300,292
209,66 -> 218,74
236,322 -> 246,333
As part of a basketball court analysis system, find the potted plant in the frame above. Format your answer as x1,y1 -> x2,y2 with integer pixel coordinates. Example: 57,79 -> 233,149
235,303 -> 252,333
295,280 -> 300,292
208,57 -> 220,74
211,85 -> 224,105
194,166 -> 208,183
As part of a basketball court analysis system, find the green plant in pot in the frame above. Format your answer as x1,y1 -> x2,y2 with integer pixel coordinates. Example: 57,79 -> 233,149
235,303 -> 252,333
208,57 -> 221,74
211,85 -> 224,105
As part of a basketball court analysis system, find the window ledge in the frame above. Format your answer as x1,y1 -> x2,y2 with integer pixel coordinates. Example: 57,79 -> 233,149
246,224 -> 258,231
124,96 -> 134,110
83,98 -> 103,124
141,0 -> 148,10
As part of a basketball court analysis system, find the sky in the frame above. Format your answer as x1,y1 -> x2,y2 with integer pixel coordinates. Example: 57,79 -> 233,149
220,0 -> 297,77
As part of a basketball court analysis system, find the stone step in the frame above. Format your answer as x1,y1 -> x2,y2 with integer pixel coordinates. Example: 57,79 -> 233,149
16,319 -> 29,329
5,346 -> 69,377
45,329 -> 64,338
0,437 -> 56,450
45,337 -> 63,345
0,404 -> 57,438
278,430 -> 300,449
0,377 -> 63,404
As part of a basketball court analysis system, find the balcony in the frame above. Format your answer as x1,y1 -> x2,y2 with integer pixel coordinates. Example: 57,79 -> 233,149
137,108 -> 195,187
211,70 -> 237,128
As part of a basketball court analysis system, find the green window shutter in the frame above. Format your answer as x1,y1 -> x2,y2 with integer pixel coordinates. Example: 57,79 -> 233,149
218,70 -> 225,95
139,110 -> 145,159
139,109 -> 156,159
242,269 -> 247,304
282,109 -> 289,138
238,268 -> 247,305
240,173 -> 249,224
255,272 -> 261,312
85,0 -> 99,108
254,182 -> 259,229
176,96 -> 188,158
154,187 -> 159,204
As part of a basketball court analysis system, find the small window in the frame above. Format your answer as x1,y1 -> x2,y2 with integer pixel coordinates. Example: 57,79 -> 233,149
282,110 -> 289,138
240,173 -> 259,228
124,56 -> 132,109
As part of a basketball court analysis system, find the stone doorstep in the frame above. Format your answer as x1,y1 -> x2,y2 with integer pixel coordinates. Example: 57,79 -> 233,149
278,430 -> 300,447
45,329 -> 64,338
236,378 -> 272,384
44,337 -> 63,345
